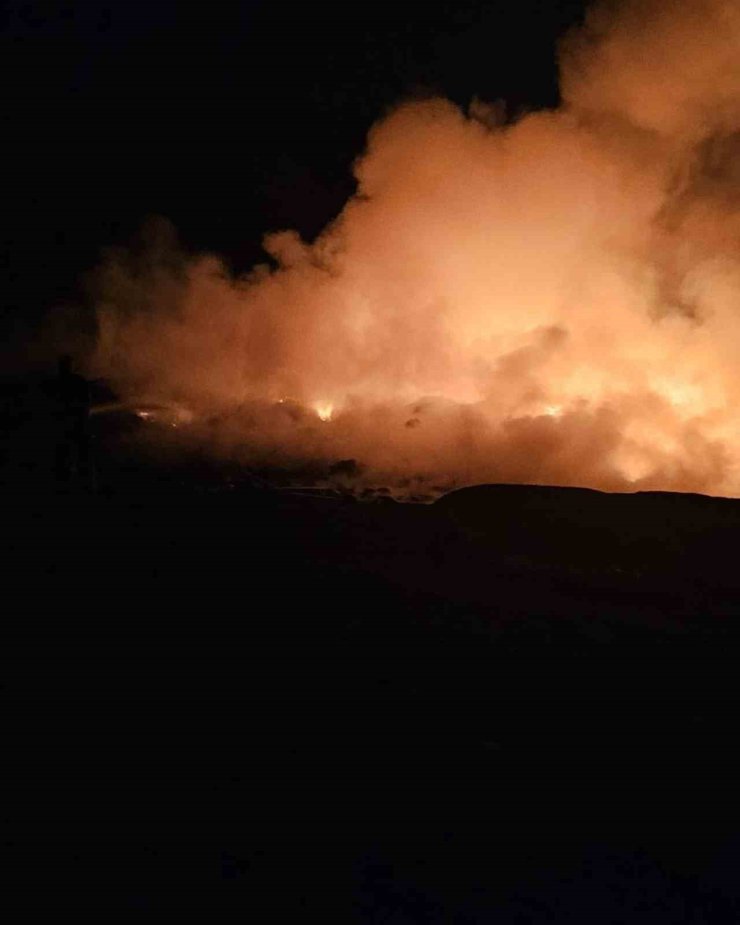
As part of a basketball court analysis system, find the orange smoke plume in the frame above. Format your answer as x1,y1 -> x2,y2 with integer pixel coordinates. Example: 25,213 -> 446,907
87,0 -> 740,496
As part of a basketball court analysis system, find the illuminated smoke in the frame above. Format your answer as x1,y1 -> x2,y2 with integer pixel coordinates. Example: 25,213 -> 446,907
87,0 -> 740,497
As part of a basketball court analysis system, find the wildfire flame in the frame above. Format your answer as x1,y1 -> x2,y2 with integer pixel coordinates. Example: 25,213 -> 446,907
314,402 -> 334,422
87,0 -> 740,498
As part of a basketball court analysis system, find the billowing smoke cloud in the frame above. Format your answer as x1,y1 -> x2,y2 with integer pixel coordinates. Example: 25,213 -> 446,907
87,0 -> 740,497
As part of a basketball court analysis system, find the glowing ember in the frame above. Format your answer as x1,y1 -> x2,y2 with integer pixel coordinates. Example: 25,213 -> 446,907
314,402 -> 334,422
133,404 -> 194,427
86,0 -> 740,497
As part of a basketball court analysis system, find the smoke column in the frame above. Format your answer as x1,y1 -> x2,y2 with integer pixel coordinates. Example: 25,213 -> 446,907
88,0 -> 740,497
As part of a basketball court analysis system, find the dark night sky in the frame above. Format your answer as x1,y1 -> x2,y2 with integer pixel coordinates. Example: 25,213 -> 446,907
1,0 -> 587,351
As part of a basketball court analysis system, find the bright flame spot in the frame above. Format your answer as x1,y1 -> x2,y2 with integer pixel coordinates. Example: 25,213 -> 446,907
543,404 -> 563,417
314,401 -> 334,422
134,404 -> 194,425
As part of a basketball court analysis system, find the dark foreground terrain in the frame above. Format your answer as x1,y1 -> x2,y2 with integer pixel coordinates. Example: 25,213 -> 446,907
5,429 -> 740,919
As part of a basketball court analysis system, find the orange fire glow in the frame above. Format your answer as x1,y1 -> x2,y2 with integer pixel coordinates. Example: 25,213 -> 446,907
87,0 -> 740,497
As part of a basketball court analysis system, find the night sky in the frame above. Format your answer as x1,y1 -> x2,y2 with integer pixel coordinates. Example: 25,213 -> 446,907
1,0 -> 586,352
